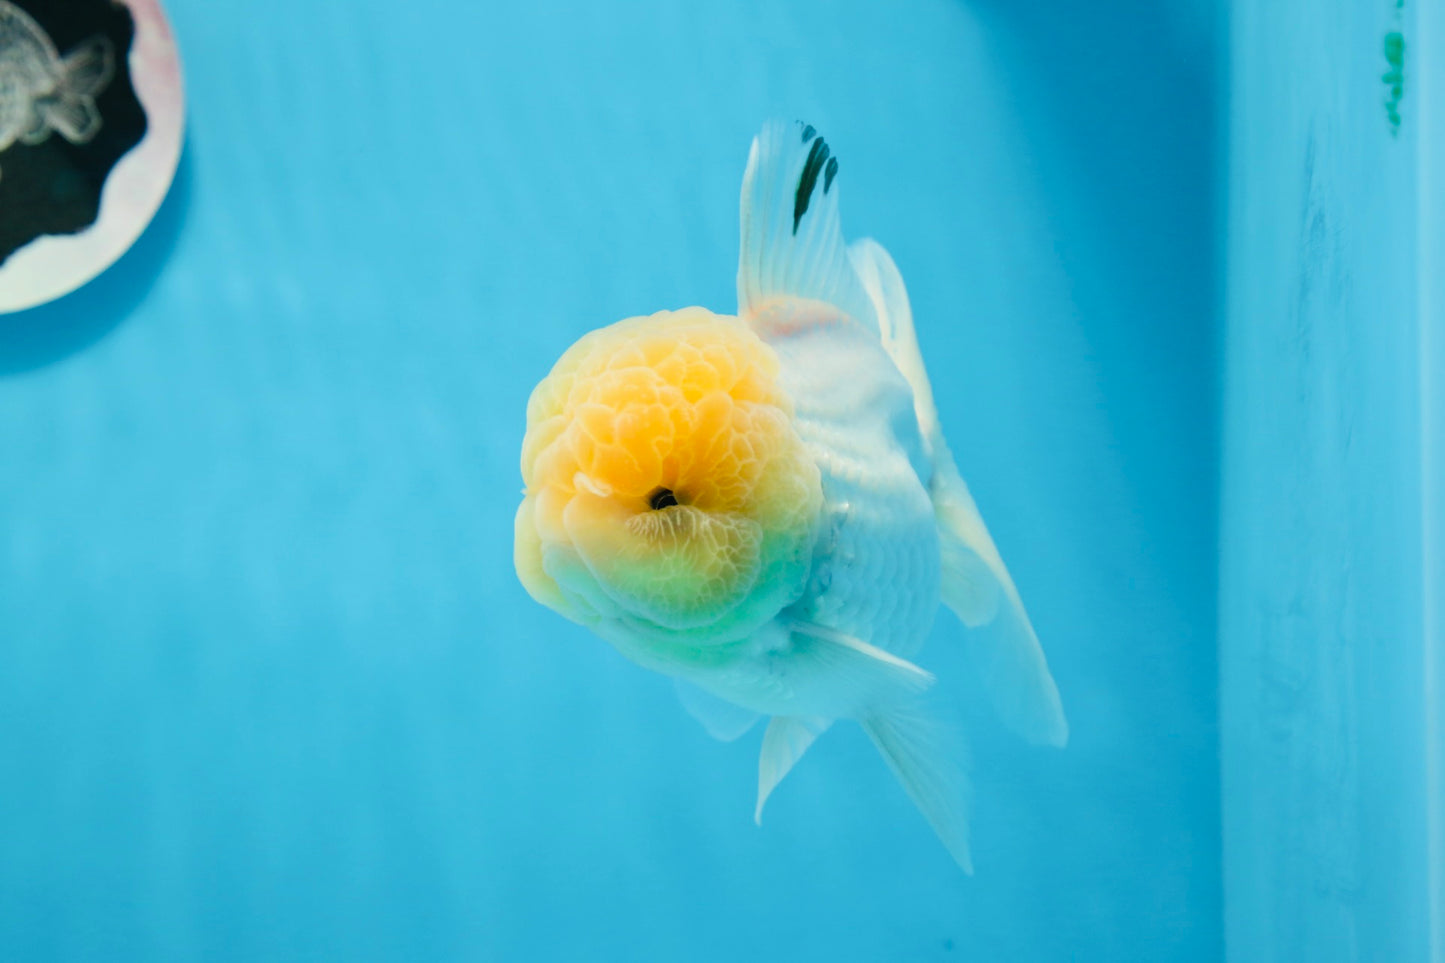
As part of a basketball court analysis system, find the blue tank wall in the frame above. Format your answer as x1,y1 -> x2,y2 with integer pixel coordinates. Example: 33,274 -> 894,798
1221,2 -> 1445,960
0,1 -> 1221,959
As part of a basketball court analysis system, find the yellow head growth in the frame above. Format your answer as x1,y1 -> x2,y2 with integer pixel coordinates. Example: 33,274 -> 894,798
515,307 -> 822,646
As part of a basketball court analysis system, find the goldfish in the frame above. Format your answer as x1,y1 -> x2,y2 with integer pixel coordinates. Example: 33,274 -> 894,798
515,121 -> 1067,871
0,0 -> 113,172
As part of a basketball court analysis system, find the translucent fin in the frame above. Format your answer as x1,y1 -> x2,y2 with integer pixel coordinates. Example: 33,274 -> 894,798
939,525 -> 1002,629
786,618 -> 936,712
755,715 -> 832,823
737,121 -> 878,332
19,109 -> 49,145
673,677 -> 761,742
848,239 -> 940,441
932,452 -> 1068,747
39,97 -> 102,145
863,708 -> 973,873
58,37 -> 115,99
849,238 -> 1068,748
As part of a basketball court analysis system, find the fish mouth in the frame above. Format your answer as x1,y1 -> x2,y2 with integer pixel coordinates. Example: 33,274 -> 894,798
563,491 -> 764,632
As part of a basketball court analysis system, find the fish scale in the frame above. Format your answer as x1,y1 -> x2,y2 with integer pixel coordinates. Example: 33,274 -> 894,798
769,319 -> 941,662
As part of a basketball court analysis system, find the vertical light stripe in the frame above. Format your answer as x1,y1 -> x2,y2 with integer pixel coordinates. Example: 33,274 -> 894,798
1418,0 -> 1445,956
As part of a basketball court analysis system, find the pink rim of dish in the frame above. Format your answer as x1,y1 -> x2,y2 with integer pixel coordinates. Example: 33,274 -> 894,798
0,0 -> 185,313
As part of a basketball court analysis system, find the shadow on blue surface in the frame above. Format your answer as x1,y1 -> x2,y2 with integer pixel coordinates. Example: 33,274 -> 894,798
0,144 -> 192,377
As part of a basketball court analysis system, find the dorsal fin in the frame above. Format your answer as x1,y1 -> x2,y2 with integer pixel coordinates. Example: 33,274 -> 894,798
737,121 -> 878,333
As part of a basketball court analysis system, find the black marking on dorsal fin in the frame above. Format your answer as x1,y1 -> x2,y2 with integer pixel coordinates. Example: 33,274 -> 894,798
823,156 -> 839,194
793,136 -> 831,234
801,123 -> 816,144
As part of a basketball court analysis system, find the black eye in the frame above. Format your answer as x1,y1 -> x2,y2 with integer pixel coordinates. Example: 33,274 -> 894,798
647,487 -> 679,510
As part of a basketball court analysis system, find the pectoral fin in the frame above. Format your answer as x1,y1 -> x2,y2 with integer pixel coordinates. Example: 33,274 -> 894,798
785,619 -> 935,715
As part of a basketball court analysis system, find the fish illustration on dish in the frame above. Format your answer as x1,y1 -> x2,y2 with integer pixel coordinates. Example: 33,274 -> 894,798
0,0 -> 114,180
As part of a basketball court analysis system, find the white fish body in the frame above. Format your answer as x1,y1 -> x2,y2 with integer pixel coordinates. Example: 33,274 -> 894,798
0,1 -> 113,162
516,121 -> 1067,871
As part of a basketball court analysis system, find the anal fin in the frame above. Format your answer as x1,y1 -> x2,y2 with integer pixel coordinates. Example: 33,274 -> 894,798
755,715 -> 832,823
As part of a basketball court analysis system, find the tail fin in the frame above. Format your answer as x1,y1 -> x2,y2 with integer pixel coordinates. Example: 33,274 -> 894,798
850,238 -> 1069,748
59,37 -> 115,99
932,450 -> 1068,746
862,708 -> 973,873
848,239 -> 941,439
43,37 -> 114,145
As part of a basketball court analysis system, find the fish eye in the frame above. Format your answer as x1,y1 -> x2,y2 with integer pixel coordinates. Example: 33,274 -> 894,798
647,487 -> 680,511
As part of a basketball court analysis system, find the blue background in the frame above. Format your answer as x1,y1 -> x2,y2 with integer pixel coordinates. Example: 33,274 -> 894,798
0,1 -> 1221,959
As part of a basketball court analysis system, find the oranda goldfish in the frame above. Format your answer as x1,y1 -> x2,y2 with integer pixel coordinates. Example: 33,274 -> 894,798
515,121 -> 1067,871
